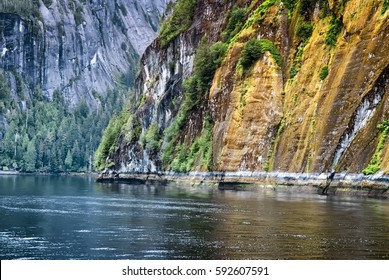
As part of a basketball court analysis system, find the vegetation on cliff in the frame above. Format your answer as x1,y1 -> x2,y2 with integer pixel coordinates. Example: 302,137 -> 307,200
160,37 -> 222,171
363,121 -> 389,175
0,0 -> 42,19
159,0 -> 197,47
94,103 -> 129,171
0,0 -> 166,173
383,0 -> 389,14
222,7 -> 247,43
324,16 -> 343,47
239,39 -> 282,71
97,0 -> 389,175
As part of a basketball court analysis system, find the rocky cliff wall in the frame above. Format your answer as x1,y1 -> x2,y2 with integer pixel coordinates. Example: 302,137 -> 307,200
110,0 -> 231,172
0,0 -> 171,172
0,0 -> 169,108
105,0 -> 389,176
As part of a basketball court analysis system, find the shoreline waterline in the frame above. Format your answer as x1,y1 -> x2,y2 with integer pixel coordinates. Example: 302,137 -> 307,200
96,171 -> 389,199
1,171 -> 388,198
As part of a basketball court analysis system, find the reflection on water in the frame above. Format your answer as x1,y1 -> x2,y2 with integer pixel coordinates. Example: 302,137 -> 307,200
0,175 -> 388,259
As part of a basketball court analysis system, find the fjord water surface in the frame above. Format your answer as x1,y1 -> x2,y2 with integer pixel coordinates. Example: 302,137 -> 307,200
0,175 -> 388,259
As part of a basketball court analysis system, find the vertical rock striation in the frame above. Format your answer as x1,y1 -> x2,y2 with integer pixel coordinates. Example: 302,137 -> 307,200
101,0 -> 389,175
0,0 -> 169,107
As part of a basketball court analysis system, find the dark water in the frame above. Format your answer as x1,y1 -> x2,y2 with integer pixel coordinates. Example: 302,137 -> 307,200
0,175 -> 388,260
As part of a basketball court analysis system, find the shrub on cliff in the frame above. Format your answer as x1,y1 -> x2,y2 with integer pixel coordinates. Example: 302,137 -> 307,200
297,21 -> 313,42
320,66 -> 329,80
159,0 -> 197,47
383,0 -> 389,14
283,0 -> 298,12
240,39 -> 263,70
239,39 -> 281,70
94,112 -> 128,171
161,38 -> 219,171
324,16 -> 343,47
362,120 -> 389,175
210,42 -> 228,66
144,124 -> 162,153
222,8 -> 247,43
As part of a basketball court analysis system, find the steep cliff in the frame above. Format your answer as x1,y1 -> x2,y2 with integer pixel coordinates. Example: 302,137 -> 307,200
100,0 -> 389,176
0,0 -> 170,172
0,0 -> 168,106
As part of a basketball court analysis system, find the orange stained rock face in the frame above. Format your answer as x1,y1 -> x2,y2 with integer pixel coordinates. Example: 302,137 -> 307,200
113,0 -> 389,175
210,0 -> 389,173
211,50 -> 283,171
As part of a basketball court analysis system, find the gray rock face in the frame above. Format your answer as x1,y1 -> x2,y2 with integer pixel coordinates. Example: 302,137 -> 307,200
0,0 -> 170,108
111,0 -> 231,173
114,35 -> 196,173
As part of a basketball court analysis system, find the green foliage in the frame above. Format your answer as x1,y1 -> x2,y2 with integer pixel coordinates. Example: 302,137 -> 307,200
64,150 -> 73,170
276,118 -> 286,138
161,141 -> 174,164
159,0 -> 197,47
210,41 -> 228,66
0,0 -> 41,19
122,114 -> 141,143
320,65 -> 329,80
161,38 -> 219,171
170,144 -> 188,172
383,0 -> 389,14
362,164 -> 380,175
259,39 -> 282,66
162,77 -> 196,152
94,110 -> 128,171
239,39 -> 263,70
0,69 -> 10,101
324,16 -> 343,47
297,21 -> 313,42
1,67 -> 124,173
24,138 -> 37,172
298,0 -> 317,18
244,0 -> 280,28
289,66 -> 297,79
144,124 -> 161,153
264,117 -> 286,172
336,0 -> 349,14
319,0 -> 330,18
74,99 -> 90,119
239,39 -> 282,71
239,87 -> 248,109
222,8 -> 247,43
289,42 -> 305,79
263,148 -> 273,172
362,120 -> 389,175
170,117 -> 213,172
193,38 -> 219,92
162,37 -> 219,141
378,120 -> 389,133
283,0 -> 298,12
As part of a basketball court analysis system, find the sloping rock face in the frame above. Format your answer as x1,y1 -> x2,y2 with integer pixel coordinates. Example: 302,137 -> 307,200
0,0 -> 169,107
273,0 -> 389,174
107,0 -> 389,175
109,0 -> 231,172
